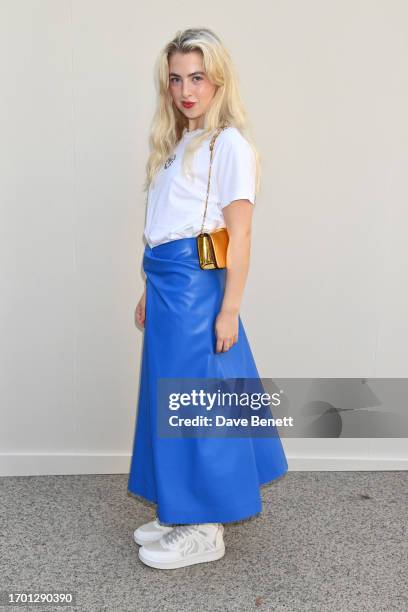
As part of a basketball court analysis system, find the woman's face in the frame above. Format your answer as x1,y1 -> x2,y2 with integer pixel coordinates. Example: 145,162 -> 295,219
168,51 -> 217,129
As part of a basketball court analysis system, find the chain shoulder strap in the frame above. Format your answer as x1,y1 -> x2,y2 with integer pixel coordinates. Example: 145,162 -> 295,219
200,126 -> 228,234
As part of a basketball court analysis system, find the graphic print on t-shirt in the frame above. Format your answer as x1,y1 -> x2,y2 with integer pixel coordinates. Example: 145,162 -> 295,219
164,154 -> 176,169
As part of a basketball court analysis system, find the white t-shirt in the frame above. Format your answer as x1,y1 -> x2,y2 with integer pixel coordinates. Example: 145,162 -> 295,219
144,126 -> 256,248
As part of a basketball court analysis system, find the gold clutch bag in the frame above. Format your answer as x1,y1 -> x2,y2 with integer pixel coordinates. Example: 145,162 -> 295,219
197,227 -> 229,270
196,126 -> 229,270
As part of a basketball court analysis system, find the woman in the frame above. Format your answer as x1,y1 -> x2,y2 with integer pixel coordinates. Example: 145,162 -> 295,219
128,27 -> 288,570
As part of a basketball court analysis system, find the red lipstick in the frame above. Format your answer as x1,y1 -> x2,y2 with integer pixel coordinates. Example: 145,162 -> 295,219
182,101 -> 196,108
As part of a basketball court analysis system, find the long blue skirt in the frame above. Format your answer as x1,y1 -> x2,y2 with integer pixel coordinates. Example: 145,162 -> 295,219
127,237 -> 288,524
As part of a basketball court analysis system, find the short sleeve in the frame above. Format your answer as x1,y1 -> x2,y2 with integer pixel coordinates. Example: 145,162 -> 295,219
213,130 -> 256,209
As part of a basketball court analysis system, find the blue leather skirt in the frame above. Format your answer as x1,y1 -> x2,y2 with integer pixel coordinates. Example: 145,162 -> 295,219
127,237 -> 288,524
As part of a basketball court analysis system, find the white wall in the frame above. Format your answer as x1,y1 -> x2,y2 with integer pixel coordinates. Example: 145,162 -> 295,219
1,1 -> 407,476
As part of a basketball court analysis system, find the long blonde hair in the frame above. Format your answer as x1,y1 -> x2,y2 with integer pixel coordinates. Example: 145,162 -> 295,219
144,27 -> 261,198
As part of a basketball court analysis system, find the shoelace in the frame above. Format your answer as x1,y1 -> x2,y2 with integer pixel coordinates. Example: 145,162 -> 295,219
162,524 -> 195,545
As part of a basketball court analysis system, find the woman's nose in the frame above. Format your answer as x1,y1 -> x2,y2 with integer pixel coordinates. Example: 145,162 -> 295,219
182,81 -> 192,97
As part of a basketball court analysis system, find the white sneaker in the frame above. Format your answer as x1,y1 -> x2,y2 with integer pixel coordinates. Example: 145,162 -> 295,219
138,523 -> 225,569
133,517 -> 174,545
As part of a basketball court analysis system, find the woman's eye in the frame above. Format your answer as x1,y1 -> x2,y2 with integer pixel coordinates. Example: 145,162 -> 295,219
169,76 -> 203,84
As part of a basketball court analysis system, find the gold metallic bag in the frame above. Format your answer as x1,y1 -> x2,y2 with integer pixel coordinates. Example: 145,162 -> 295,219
196,126 -> 229,270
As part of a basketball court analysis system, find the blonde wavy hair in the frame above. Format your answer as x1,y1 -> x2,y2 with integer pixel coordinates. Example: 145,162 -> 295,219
144,27 -> 261,200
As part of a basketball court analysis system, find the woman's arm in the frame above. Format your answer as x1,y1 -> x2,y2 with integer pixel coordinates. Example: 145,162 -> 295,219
214,199 -> 253,353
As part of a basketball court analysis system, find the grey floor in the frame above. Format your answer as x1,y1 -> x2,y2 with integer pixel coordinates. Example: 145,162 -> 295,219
0,472 -> 406,612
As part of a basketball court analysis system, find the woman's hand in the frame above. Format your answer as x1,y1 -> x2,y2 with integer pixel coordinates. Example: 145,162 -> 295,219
215,309 -> 239,353
134,288 -> 146,328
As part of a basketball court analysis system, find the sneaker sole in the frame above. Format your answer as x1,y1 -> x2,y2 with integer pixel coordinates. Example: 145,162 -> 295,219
138,544 -> 226,569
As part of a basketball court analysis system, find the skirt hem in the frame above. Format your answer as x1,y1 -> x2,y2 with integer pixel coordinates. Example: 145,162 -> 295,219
127,465 -> 288,524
